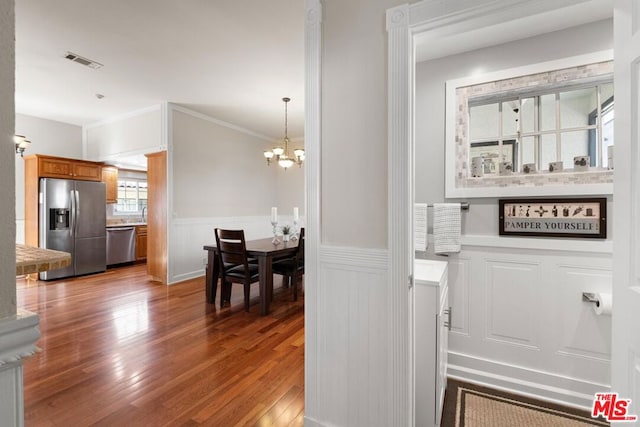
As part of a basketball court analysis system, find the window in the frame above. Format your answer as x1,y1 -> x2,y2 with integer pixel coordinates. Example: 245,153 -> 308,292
116,179 -> 147,213
468,82 -> 614,172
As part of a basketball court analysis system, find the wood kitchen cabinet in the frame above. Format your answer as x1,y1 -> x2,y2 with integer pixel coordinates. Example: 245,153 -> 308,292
102,166 -> 118,204
145,151 -> 167,283
33,155 -> 102,181
135,225 -> 147,261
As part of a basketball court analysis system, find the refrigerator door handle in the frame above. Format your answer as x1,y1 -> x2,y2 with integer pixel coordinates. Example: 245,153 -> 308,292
74,190 -> 80,235
70,190 -> 76,237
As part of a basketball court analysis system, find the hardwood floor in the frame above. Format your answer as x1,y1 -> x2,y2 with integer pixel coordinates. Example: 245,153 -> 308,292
17,264 -> 304,426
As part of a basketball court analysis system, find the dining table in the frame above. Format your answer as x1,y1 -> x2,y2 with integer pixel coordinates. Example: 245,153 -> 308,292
203,237 -> 299,315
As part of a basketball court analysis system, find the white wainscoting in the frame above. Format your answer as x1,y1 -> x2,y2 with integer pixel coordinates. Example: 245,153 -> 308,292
15,220 -> 24,244
0,310 -> 40,427
0,364 -> 23,427
168,215 -> 301,284
439,242 -> 612,410
308,245 -> 391,427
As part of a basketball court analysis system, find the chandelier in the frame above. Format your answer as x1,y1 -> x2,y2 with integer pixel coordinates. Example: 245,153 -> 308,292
14,135 -> 31,157
264,97 -> 305,169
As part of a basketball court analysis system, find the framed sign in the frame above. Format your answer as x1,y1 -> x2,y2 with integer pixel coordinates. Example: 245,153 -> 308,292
499,198 -> 606,238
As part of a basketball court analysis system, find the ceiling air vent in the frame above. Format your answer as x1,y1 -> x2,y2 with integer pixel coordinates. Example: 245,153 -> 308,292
64,52 -> 103,69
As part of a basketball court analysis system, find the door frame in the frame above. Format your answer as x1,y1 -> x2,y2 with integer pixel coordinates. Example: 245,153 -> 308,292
611,0 -> 640,414
386,0 -> 613,424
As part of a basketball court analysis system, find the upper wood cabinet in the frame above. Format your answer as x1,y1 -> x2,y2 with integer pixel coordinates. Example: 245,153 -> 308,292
37,156 -> 72,178
27,155 -> 103,181
102,166 -> 118,204
72,161 -> 102,181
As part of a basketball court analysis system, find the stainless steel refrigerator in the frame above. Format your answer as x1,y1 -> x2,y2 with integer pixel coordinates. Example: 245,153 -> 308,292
39,178 -> 107,280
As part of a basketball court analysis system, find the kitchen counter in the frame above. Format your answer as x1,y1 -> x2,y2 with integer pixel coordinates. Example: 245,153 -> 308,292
16,244 -> 72,276
106,222 -> 147,228
414,259 -> 448,286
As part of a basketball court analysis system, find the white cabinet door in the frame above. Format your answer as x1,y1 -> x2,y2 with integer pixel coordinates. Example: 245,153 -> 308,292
436,285 -> 449,427
414,260 -> 449,427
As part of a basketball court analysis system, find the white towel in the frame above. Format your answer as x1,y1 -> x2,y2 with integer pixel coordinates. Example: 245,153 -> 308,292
433,203 -> 461,254
414,203 -> 428,251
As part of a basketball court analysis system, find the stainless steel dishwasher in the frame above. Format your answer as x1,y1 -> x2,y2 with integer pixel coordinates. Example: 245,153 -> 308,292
106,227 -> 136,266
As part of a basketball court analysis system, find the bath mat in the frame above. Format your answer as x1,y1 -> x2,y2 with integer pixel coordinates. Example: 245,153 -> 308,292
442,379 -> 609,427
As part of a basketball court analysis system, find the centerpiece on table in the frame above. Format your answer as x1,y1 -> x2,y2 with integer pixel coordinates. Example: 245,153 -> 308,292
281,225 -> 292,242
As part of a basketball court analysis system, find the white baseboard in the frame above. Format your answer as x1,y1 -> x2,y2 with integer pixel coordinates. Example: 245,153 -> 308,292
303,416 -> 326,427
447,351 -> 609,410
168,270 -> 204,285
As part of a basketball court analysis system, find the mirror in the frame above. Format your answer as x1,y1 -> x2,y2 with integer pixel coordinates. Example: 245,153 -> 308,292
445,54 -> 614,197
468,82 -> 613,174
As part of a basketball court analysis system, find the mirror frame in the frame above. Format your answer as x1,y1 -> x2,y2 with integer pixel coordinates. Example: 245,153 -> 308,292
445,50 -> 614,198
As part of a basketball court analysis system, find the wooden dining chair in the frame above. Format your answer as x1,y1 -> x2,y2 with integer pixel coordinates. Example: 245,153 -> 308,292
272,228 -> 305,301
214,228 -> 259,311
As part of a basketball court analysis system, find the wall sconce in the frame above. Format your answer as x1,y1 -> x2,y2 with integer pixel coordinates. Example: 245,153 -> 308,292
14,135 -> 31,157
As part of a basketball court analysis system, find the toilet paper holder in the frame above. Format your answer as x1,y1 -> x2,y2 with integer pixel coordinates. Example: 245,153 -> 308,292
582,292 -> 598,304
582,291 -> 613,315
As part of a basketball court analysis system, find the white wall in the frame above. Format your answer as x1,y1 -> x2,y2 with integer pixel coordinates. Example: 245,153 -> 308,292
84,105 -> 163,161
321,0 -> 405,248
171,107 -> 278,218
415,19 -> 615,409
14,114 -> 83,241
168,105 -> 303,283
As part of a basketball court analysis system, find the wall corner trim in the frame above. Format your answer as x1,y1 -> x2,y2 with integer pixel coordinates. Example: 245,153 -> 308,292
304,0 -> 322,422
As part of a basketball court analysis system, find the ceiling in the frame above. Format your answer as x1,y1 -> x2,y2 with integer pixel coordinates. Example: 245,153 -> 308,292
16,0 -> 613,143
15,0 -> 305,140
415,0 -> 613,63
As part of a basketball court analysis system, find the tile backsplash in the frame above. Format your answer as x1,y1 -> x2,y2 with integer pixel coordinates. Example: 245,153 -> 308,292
106,204 -> 145,225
